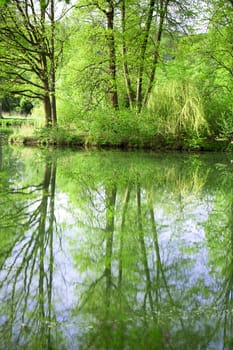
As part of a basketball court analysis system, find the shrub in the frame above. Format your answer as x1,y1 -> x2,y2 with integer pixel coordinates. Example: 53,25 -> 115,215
82,108 -> 162,146
147,80 -> 208,138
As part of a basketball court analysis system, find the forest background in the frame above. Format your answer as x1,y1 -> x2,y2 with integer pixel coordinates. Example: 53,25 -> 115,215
0,0 -> 232,150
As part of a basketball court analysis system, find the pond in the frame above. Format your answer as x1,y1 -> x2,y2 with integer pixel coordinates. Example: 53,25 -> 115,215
0,139 -> 233,349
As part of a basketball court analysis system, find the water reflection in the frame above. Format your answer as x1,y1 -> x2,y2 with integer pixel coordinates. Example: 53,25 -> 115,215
0,148 -> 233,349
0,153 -> 58,349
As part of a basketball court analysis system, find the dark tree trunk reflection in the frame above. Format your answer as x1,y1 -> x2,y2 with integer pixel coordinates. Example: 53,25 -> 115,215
104,184 -> 116,349
0,155 -> 58,349
222,197 -> 233,349
136,180 -> 154,315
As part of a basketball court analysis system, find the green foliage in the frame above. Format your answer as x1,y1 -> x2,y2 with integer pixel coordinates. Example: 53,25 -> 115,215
9,125 -> 83,146
147,80 -> 208,137
67,106 -> 180,148
41,1 -> 233,147
214,108 -> 233,141
57,13 -> 109,118
1,94 -> 20,113
81,109 -> 154,146
1,94 -> 33,116
157,21 -> 233,139
20,98 -> 33,116
32,126 -> 83,145
2,0 -> 232,149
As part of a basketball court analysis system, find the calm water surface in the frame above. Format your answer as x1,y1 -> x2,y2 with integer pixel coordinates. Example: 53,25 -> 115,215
0,140 -> 233,349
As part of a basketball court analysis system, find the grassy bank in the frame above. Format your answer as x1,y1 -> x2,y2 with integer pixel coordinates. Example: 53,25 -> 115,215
0,117 -> 36,128
8,124 -> 232,151
5,86 -> 233,151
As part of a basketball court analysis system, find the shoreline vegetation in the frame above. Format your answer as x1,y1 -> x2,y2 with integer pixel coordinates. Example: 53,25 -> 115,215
2,116 -> 232,152
0,1 -> 232,153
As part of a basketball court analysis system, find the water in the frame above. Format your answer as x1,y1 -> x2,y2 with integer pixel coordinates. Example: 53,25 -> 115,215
0,143 -> 233,349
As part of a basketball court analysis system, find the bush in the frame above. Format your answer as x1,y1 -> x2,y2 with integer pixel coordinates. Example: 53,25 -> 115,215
81,109 -> 159,147
203,92 -> 233,139
147,80 -> 208,138
32,127 -> 82,145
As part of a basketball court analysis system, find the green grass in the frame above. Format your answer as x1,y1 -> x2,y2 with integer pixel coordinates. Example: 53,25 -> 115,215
9,125 -> 85,146
0,117 -> 36,128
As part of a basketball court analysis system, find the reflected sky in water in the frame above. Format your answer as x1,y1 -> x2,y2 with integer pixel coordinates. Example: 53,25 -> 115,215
0,144 -> 233,349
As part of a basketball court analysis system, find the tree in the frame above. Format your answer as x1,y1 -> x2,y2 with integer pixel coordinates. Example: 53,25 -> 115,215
120,0 -> 200,111
105,0 -> 119,109
134,0 -> 170,111
60,0 -> 200,118
206,0 -> 233,94
173,0 -> 232,135
0,0 -> 67,127
76,0 -> 119,110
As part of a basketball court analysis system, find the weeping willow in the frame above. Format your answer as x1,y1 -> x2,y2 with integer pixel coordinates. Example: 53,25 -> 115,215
147,80 -> 208,136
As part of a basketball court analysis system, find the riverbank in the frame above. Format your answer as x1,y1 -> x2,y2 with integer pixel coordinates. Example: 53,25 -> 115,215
6,126 -> 233,152
0,117 -> 36,128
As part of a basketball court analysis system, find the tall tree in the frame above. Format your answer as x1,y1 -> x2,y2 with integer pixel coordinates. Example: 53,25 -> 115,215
105,0 -> 119,109
207,0 -> 233,92
62,0 -> 199,116
83,0 -> 119,109
121,0 -> 197,111
0,0 -> 66,126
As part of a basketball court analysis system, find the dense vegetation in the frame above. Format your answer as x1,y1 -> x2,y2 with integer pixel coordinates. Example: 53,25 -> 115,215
0,0 -> 232,149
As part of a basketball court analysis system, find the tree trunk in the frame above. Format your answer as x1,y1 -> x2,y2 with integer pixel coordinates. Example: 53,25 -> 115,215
143,0 -> 169,107
0,142 -> 2,171
50,89 -> 57,126
41,2 -> 53,127
50,0 -> 57,126
43,91 -> 52,128
136,0 -> 155,112
121,0 -> 134,108
41,54 -> 52,127
106,1 -> 119,109
0,98 -> 2,118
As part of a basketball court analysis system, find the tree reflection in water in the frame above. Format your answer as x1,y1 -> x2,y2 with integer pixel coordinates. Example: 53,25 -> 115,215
0,153 -> 58,349
0,149 -> 233,349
